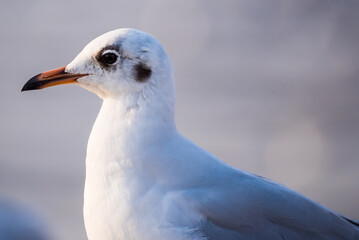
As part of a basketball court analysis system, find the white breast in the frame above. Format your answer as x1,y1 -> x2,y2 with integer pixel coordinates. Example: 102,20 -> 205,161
83,99 -> 207,240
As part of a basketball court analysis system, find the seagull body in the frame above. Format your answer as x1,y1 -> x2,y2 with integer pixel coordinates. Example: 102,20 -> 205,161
22,28 -> 359,240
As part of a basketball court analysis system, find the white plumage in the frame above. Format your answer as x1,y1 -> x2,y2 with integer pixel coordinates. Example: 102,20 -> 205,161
24,28 -> 359,240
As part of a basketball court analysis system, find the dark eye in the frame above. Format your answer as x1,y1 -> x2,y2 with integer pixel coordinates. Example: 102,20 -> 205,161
100,52 -> 118,65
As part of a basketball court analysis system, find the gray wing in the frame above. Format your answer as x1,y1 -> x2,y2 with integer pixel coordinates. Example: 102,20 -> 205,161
193,169 -> 359,240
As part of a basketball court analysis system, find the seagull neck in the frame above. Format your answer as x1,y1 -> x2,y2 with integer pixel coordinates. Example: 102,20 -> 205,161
99,94 -> 176,131
86,94 -> 177,168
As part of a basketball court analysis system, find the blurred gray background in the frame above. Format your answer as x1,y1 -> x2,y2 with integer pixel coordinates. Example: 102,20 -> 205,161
1,0 -> 358,239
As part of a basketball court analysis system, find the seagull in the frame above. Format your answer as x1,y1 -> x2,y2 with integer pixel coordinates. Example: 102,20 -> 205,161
22,28 -> 359,240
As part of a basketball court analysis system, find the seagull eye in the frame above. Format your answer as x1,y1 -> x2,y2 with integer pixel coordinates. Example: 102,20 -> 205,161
100,52 -> 118,65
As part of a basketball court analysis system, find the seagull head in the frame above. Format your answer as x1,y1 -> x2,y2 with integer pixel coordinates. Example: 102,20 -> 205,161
22,28 -> 175,100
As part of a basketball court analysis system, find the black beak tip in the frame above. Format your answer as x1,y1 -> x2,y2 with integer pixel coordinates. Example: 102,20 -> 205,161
21,74 -> 42,92
21,83 -> 32,92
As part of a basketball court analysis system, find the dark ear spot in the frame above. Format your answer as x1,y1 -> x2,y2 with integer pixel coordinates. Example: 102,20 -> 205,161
134,63 -> 152,82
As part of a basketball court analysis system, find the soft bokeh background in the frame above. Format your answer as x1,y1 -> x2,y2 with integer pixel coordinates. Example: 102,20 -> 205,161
1,0 -> 358,239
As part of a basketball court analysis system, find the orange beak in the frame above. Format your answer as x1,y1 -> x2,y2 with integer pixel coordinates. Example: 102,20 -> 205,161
22,66 -> 88,91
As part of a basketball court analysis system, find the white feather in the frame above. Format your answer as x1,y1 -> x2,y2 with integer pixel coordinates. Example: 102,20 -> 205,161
62,28 -> 359,240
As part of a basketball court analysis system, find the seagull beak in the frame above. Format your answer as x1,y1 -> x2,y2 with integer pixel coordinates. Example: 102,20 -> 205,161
21,66 -> 88,91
